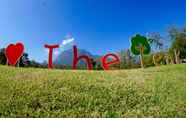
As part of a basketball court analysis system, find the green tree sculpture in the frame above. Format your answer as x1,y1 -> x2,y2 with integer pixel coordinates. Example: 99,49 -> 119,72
131,34 -> 151,68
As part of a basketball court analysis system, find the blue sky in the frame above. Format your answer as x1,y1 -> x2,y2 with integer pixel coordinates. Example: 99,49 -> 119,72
0,0 -> 186,62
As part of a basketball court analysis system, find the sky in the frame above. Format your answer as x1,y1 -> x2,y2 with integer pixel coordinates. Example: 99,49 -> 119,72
0,0 -> 186,62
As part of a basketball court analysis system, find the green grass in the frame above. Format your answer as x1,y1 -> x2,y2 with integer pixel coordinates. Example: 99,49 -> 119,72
0,64 -> 186,118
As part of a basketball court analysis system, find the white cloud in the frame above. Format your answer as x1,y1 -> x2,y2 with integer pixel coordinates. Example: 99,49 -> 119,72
44,36 -> 75,57
60,37 -> 75,47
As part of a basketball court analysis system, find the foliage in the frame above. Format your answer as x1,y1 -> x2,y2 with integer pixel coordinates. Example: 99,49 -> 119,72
0,48 -> 31,67
119,49 -> 130,69
143,54 -> 154,67
168,26 -> 186,63
119,49 -> 139,69
131,34 -> 151,68
0,48 -> 6,65
147,32 -> 164,51
131,34 -> 151,55
19,53 -> 31,67
170,33 -> 186,59
152,52 -> 168,66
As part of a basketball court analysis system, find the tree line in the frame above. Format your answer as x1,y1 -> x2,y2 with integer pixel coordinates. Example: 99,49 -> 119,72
118,26 -> 186,69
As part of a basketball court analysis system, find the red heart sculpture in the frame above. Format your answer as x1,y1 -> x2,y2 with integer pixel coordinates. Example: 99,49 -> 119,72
5,43 -> 24,66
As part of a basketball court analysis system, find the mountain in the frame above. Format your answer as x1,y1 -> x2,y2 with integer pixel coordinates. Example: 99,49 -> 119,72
54,48 -> 100,66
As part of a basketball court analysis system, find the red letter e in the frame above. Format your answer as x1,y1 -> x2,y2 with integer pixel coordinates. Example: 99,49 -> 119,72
101,53 -> 120,70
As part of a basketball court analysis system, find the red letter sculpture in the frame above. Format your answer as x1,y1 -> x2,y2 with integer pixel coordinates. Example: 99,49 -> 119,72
44,44 -> 59,69
5,42 -> 24,66
101,53 -> 120,70
73,45 -> 93,70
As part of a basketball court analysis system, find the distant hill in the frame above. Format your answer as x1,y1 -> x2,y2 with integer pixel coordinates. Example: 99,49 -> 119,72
54,48 -> 100,66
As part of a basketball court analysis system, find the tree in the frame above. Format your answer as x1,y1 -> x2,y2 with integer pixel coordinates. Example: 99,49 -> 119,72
119,50 -> 127,69
90,58 -> 97,70
29,60 -> 42,68
119,49 -> 133,69
147,32 -> 164,51
131,34 -> 151,68
0,48 -> 31,67
168,26 -> 186,64
0,48 -> 7,65
170,34 -> 186,63
147,32 -> 165,66
19,53 -> 30,67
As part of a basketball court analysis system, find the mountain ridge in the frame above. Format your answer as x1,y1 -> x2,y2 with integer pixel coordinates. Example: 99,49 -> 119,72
54,48 -> 100,66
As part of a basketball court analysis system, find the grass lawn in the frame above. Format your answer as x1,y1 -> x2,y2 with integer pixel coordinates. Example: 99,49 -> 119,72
0,64 -> 186,118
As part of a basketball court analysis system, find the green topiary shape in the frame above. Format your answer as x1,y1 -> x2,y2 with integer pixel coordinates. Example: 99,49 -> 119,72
131,34 -> 151,68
